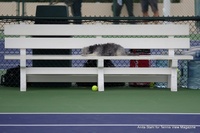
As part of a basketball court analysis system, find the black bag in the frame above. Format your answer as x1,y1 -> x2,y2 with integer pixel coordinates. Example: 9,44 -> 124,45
76,60 -> 125,87
0,66 -> 20,87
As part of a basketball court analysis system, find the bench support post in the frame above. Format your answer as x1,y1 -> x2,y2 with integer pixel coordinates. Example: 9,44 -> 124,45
170,59 -> 178,92
20,49 -> 27,91
20,68 -> 26,91
98,59 -> 104,91
167,76 -> 171,88
170,68 -> 178,92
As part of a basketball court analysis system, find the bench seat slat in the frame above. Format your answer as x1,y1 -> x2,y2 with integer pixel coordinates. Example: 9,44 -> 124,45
26,68 -> 98,74
5,38 -> 190,49
5,55 -> 193,60
5,24 -> 189,36
27,75 -> 168,82
105,68 -> 172,75
26,67 -> 171,75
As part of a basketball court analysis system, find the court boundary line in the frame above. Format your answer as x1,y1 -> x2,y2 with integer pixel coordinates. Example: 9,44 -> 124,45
1,113 -> 200,131
1,113 -> 200,115
0,124 -> 200,127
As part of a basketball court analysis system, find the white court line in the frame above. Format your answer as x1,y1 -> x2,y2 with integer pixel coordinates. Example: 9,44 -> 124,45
1,113 -> 200,114
0,124 -> 200,127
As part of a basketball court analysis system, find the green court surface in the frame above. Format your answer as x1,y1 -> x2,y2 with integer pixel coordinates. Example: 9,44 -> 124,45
0,86 -> 200,113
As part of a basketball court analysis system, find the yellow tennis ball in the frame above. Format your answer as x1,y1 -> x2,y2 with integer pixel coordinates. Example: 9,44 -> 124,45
149,82 -> 154,88
92,85 -> 98,91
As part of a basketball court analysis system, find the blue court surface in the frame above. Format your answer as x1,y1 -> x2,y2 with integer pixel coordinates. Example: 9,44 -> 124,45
0,113 -> 200,133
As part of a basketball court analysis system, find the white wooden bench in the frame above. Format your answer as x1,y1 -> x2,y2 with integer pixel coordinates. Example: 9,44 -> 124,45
4,24 -> 193,92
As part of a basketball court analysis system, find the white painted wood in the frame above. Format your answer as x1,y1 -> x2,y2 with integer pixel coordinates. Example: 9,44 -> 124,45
169,49 -> 175,56
104,75 -> 168,82
27,75 -> 98,82
25,67 -> 172,75
5,55 -> 193,60
27,75 -> 168,82
171,59 -> 178,68
168,75 -> 171,88
4,24 -> 192,92
5,38 -> 190,49
4,24 -> 189,36
20,49 -> 26,91
20,68 -> 26,92
171,68 -> 177,91
98,59 -> 104,91
26,68 -> 98,74
104,68 -> 172,75
20,49 -> 26,67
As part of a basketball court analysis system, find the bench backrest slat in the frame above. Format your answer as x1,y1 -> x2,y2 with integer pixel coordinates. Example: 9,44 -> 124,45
4,24 -> 189,36
5,38 -> 190,49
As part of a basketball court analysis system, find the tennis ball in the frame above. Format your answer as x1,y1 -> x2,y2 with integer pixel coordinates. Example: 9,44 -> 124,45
92,85 -> 98,91
149,82 -> 154,88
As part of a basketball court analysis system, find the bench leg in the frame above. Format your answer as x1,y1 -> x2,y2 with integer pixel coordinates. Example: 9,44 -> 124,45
98,59 -> 104,91
167,75 -> 171,88
98,68 -> 104,91
20,49 -> 27,91
20,68 -> 27,92
170,68 -> 177,92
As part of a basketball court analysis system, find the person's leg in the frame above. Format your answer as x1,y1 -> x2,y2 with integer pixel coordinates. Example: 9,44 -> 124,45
113,2 -> 122,24
141,0 -> 149,17
71,0 -> 82,24
141,0 -> 149,24
149,0 -> 159,17
149,0 -> 159,24
124,0 -> 136,24
124,0 -> 134,17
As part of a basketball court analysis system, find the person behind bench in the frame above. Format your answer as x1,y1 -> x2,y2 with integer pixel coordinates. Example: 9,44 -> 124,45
64,0 -> 82,24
